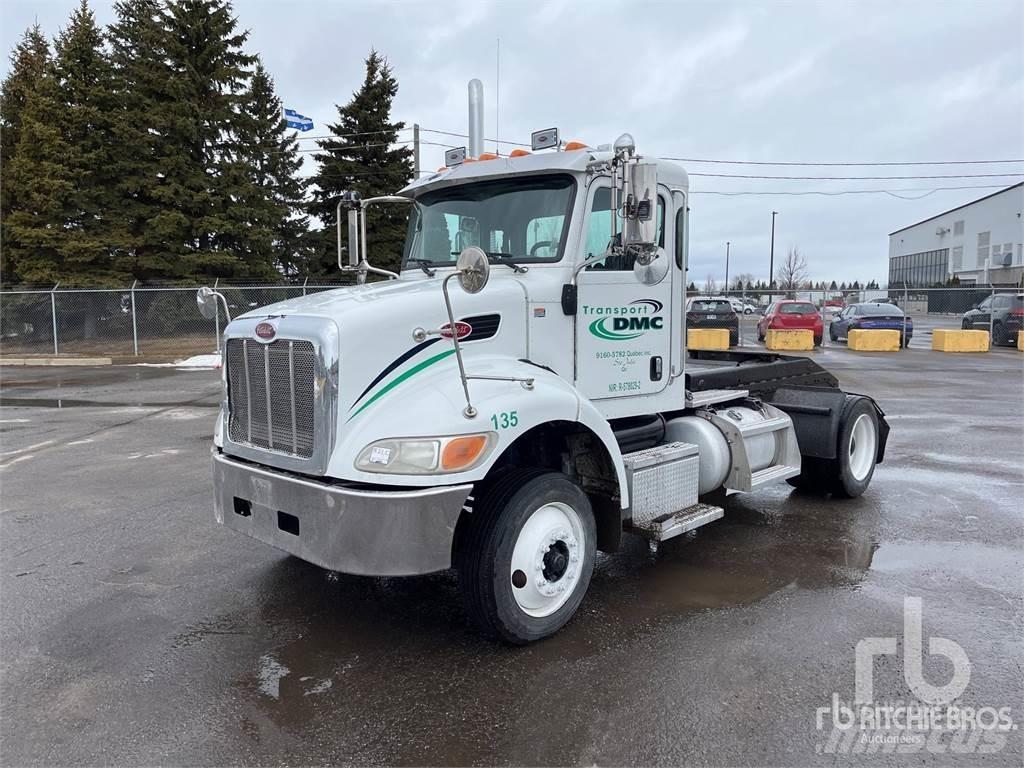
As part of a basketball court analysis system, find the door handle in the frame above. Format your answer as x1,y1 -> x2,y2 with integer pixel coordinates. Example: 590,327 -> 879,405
650,356 -> 663,381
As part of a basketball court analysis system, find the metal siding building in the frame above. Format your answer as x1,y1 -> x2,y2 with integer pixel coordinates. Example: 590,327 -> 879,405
888,182 -> 1024,287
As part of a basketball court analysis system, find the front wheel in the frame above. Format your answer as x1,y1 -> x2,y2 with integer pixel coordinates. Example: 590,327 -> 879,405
457,470 -> 596,644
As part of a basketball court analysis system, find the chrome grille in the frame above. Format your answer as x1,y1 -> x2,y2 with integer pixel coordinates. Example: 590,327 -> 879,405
226,338 -> 316,458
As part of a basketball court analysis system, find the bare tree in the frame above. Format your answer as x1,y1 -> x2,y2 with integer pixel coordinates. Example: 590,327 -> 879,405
776,248 -> 809,297
704,273 -> 718,294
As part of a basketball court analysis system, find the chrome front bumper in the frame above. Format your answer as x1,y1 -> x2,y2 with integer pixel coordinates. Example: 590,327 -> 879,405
212,452 -> 472,576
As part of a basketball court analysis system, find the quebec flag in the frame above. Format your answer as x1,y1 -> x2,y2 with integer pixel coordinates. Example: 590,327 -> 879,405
284,108 -> 313,132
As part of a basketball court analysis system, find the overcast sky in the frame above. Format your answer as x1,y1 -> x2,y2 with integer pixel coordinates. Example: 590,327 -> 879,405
3,0 -> 1022,284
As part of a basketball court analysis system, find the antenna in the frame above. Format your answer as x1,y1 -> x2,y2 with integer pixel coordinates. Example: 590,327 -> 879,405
495,38 -> 500,154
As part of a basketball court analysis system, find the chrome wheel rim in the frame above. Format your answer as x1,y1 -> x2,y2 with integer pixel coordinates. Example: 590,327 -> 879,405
848,413 -> 877,482
509,502 -> 585,618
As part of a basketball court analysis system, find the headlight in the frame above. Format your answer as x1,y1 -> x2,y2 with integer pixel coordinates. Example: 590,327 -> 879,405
356,432 -> 497,475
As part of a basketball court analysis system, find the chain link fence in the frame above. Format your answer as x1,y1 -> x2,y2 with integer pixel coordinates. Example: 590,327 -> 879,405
701,285 -> 1022,349
0,279 -> 352,359
1,281 -> 1021,359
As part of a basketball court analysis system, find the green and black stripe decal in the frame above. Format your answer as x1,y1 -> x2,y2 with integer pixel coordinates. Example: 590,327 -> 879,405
347,338 -> 456,422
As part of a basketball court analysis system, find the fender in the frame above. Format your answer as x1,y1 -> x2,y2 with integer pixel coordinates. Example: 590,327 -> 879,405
329,355 -> 628,505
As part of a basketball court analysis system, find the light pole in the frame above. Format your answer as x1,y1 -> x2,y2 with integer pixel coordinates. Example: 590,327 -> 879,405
769,211 -> 778,290
725,241 -> 730,293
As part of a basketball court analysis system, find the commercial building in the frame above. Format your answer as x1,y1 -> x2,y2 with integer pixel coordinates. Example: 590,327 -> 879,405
888,182 -> 1024,287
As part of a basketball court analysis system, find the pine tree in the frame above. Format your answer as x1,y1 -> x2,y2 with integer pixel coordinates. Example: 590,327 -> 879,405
158,0 -> 256,278
308,50 -> 413,276
221,60 -> 308,278
107,0 -> 176,280
5,2 -> 124,287
0,25 -> 51,283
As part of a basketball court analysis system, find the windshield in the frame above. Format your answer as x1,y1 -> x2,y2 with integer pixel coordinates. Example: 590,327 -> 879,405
402,175 -> 576,267
779,303 -> 817,314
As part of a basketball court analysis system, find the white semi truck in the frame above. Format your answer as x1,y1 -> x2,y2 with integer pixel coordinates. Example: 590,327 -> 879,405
202,131 -> 889,643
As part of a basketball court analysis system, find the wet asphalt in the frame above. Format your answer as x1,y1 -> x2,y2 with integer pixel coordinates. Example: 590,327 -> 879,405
1,347 -> 1022,766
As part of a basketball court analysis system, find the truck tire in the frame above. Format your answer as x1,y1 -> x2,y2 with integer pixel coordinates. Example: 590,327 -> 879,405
457,469 -> 596,644
786,396 -> 879,498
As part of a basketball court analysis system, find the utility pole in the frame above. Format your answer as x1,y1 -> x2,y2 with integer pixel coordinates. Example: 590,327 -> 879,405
769,211 -> 778,290
725,241 -> 730,292
413,123 -> 420,176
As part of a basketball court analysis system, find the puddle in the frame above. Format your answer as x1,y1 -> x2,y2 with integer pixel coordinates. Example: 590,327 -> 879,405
0,397 -> 218,409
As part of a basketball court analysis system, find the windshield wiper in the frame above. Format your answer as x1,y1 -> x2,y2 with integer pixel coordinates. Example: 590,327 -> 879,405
451,251 -> 528,274
413,259 -> 436,277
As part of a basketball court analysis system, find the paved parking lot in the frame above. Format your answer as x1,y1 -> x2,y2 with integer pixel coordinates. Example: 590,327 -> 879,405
1,349 -> 1022,766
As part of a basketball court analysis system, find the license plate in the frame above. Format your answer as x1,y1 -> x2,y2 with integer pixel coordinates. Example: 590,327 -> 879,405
707,314 -> 717,320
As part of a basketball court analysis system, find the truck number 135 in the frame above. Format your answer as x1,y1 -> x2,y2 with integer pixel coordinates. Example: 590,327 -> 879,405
490,411 -> 519,430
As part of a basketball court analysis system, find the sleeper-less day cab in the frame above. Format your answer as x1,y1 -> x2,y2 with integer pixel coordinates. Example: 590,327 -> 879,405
201,130 -> 890,643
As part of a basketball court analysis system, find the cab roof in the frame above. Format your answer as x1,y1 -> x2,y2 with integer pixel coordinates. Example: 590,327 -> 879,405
401,147 -> 690,197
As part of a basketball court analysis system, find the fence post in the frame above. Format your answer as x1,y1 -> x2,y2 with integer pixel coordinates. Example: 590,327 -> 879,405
130,280 -> 139,356
989,283 -> 995,349
820,290 -> 827,348
213,278 -> 221,353
302,276 -> 308,297
50,282 -> 60,355
903,281 -> 909,349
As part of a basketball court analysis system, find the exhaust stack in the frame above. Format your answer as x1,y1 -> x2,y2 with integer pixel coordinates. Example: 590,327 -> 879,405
468,79 -> 484,158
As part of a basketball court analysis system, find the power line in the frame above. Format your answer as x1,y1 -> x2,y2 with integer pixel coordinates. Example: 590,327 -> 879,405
662,156 -> 1024,167
690,183 -> 1014,199
686,171 -> 1024,181
420,127 -> 529,147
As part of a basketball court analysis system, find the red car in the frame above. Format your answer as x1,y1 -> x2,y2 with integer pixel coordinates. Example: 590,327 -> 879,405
757,300 -> 824,346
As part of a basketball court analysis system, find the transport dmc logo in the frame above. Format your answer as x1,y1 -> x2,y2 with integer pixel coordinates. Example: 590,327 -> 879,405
584,299 -> 664,341
814,597 -> 1016,756
254,321 -> 277,341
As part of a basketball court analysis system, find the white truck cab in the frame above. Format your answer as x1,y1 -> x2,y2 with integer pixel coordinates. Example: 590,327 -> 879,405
204,133 -> 890,643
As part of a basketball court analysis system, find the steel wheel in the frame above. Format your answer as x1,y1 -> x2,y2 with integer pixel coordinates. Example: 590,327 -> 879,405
847,413 -> 877,482
509,501 -> 585,618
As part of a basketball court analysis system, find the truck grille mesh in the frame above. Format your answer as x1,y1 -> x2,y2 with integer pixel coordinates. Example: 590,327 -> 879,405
226,338 -> 316,458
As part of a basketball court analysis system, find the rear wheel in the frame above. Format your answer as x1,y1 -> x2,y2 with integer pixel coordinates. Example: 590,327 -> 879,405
457,470 -> 596,644
814,335 -> 822,347
786,396 -> 879,498
829,326 -> 838,342
992,321 -> 1007,345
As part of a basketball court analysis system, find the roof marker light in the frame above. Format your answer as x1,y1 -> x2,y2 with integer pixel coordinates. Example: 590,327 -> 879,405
509,149 -> 530,158
564,140 -> 587,151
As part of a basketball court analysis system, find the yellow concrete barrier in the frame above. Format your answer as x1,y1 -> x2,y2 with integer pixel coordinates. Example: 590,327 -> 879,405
932,329 -> 989,352
687,328 -> 730,350
765,329 -> 813,351
848,329 -> 901,352
1018,331 -> 1024,351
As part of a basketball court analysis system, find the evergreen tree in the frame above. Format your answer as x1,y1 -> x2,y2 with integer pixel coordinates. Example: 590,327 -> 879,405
5,1 -> 123,287
308,50 -> 413,276
157,0 -> 256,278
0,25 -> 51,282
107,0 -> 176,280
221,60 -> 308,278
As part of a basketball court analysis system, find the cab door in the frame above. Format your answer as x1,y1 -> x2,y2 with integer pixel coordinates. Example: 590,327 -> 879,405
574,180 -> 673,400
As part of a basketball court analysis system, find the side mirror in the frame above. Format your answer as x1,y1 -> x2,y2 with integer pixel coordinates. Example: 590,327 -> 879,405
196,287 -> 219,320
455,246 -> 490,294
347,210 -> 360,267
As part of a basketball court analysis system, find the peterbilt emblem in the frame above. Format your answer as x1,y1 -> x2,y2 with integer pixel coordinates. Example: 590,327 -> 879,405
440,321 -> 472,340
255,322 -> 276,341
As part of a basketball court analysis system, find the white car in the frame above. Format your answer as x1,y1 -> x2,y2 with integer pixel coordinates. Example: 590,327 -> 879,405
727,297 -> 756,314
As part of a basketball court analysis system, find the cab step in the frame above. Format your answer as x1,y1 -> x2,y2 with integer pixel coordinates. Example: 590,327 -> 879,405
628,502 -> 724,541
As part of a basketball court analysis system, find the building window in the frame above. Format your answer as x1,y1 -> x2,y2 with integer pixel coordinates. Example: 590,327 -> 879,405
887,248 -> 949,288
951,246 -> 963,270
977,231 -> 990,266
953,220 -> 964,236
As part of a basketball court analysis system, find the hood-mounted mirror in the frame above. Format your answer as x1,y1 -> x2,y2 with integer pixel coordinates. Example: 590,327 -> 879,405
196,286 -> 230,322
455,246 -> 490,294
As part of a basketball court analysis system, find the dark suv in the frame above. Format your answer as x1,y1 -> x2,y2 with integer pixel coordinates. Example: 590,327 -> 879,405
962,293 -> 1024,346
686,296 -> 739,346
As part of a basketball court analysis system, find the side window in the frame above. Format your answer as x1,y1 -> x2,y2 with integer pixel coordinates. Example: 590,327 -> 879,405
993,295 -> 1010,309
585,189 -> 665,270
525,215 -> 565,259
675,206 -> 685,269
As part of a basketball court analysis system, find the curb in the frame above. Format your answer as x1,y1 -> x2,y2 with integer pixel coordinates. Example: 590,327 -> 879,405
0,357 -> 113,367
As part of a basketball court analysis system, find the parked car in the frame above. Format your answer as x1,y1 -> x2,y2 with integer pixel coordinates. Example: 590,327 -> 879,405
686,296 -> 739,346
757,300 -> 824,346
830,302 -> 913,347
961,293 -> 1023,346
727,297 -> 756,314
